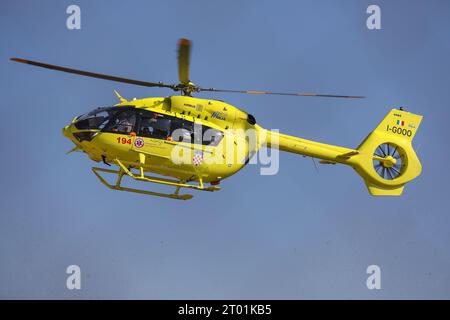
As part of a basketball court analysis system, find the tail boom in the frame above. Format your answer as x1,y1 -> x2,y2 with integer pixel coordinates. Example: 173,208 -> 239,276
264,108 -> 423,196
266,131 -> 357,164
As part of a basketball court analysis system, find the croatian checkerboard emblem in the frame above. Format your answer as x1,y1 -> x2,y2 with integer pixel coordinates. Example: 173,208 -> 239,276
134,137 -> 144,148
192,150 -> 203,166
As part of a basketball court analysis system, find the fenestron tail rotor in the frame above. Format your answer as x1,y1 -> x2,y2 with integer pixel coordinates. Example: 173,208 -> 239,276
372,143 -> 405,180
10,38 -> 365,99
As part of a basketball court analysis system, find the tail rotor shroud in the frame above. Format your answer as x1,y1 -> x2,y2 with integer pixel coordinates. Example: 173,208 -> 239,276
373,143 -> 406,180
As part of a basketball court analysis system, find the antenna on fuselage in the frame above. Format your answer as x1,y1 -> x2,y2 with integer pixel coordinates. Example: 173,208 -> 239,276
114,90 -> 128,103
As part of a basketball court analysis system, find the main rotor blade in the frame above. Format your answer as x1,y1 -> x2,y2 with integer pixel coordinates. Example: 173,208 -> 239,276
10,58 -> 176,89
177,38 -> 191,84
199,87 -> 364,99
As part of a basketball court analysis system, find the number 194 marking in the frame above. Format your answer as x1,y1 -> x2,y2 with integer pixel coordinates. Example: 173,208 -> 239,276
117,137 -> 132,145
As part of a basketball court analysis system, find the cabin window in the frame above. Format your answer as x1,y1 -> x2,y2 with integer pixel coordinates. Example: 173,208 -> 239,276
171,119 -> 224,146
170,118 -> 193,142
137,110 -> 224,146
203,128 -> 224,147
139,112 -> 172,139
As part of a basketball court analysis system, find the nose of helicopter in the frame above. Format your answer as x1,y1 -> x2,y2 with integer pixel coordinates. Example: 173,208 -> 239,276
62,116 -> 80,139
62,122 -> 99,151
62,124 -> 71,138
62,123 -> 80,143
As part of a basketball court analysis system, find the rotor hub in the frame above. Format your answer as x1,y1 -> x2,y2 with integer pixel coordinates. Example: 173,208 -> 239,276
379,155 -> 397,168
175,81 -> 200,96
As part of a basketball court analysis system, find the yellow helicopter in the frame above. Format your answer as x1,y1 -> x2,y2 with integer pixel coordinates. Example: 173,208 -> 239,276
11,39 -> 423,200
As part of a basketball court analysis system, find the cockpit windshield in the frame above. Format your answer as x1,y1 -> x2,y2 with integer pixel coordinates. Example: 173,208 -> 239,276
74,107 -> 117,130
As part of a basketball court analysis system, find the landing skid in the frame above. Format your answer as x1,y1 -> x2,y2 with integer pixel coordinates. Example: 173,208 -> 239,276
91,159 -> 220,200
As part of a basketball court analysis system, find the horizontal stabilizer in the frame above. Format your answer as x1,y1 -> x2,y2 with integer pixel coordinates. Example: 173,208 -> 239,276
336,150 -> 359,159
319,160 -> 336,165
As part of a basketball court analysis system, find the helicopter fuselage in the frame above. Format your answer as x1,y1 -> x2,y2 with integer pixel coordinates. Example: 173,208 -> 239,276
63,95 -> 262,184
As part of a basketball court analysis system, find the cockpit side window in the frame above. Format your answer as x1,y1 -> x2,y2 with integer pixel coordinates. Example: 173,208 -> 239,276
103,109 -> 137,134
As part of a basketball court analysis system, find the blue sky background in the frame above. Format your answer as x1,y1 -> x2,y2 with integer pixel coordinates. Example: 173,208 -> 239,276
1,0 -> 449,299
